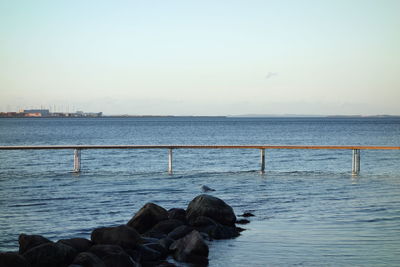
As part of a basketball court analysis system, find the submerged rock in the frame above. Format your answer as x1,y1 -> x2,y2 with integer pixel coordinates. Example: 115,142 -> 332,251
127,203 -> 169,234
239,212 -> 255,217
186,194 -> 236,226
236,218 -> 250,224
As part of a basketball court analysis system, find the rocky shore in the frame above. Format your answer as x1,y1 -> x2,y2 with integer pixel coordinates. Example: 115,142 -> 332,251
0,194 -> 253,267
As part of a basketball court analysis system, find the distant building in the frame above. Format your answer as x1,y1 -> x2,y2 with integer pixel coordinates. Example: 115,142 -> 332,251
0,109 -> 102,118
25,112 -> 42,117
74,111 -> 102,117
23,109 -> 50,117
0,112 -> 23,117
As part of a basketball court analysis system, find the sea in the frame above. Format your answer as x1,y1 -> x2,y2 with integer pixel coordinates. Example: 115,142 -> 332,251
0,117 -> 399,266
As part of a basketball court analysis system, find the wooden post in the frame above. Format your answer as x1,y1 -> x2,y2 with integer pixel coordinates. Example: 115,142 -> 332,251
260,148 -> 265,173
168,148 -> 173,174
73,149 -> 81,173
352,149 -> 360,176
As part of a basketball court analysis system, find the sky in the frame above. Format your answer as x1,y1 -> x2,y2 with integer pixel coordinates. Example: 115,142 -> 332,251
0,0 -> 399,115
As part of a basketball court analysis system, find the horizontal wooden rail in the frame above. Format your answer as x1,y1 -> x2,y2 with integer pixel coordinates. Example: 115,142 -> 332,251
0,145 -> 399,150
0,145 -> 399,175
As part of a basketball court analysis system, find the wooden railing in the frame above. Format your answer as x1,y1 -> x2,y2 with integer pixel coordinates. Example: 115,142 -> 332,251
0,145 -> 399,175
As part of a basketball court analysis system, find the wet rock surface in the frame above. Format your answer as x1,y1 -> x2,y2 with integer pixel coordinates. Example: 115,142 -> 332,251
23,242 -> 77,267
3,194 -> 251,266
18,234 -> 52,254
127,203 -> 169,234
170,230 -> 209,265
91,224 -> 142,249
186,194 -> 237,226
0,252 -> 30,267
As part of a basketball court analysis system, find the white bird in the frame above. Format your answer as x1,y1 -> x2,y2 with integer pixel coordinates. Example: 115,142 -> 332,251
265,72 -> 278,79
201,185 -> 216,192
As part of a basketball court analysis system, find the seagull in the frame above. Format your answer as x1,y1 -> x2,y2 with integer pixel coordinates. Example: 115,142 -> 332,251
201,185 -> 216,192
265,72 -> 278,79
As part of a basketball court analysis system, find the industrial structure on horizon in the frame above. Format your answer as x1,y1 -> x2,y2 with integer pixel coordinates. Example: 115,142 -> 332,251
0,109 -> 102,118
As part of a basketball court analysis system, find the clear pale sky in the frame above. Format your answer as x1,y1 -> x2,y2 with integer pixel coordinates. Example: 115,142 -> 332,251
1,0 -> 399,115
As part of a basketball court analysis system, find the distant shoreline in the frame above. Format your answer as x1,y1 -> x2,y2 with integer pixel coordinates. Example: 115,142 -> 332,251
1,115 -> 399,119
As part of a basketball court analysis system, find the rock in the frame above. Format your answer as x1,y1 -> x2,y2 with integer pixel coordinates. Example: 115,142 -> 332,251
170,230 -> 208,265
186,194 -> 236,226
18,233 -> 52,254
141,237 -> 160,245
127,203 -> 169,234
144,219 -> 184,238
236,226 -> 246,232
89,245 -> 137,267
71,252 -> 106,267
143,243 -> 168,259
142,260 -> 176,267
124,249 -> 141,263
102,255 -> 137,267
189,216 -> 218,227
91,225 -> 141,249
236,219 -> 250,224
0,252 -> 29,267
239,212 -> 255,217
158,237 -> 174,252
202,224 -> 240,240
167,225 -> 194,240
135,244 -> 162,262
23,242 -> 77,267
152,262 -> 176,267
58,238 -> 93,253
167,208 -> 187,223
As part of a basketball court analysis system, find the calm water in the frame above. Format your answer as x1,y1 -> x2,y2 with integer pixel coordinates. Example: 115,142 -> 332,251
0,117 -> 399,266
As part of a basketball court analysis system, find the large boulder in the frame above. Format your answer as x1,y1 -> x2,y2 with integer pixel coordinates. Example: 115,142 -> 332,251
22,242 -> 77,267
127,203 -> 169,234
186,194 -> 236,226
91,225 -> 141,249
18,233 -> 52,254
0,252 -> 29,267
70,252 -> 106,267
170,230 -> 208,265
58,238 -> 93,253
88,245 -> 137,267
